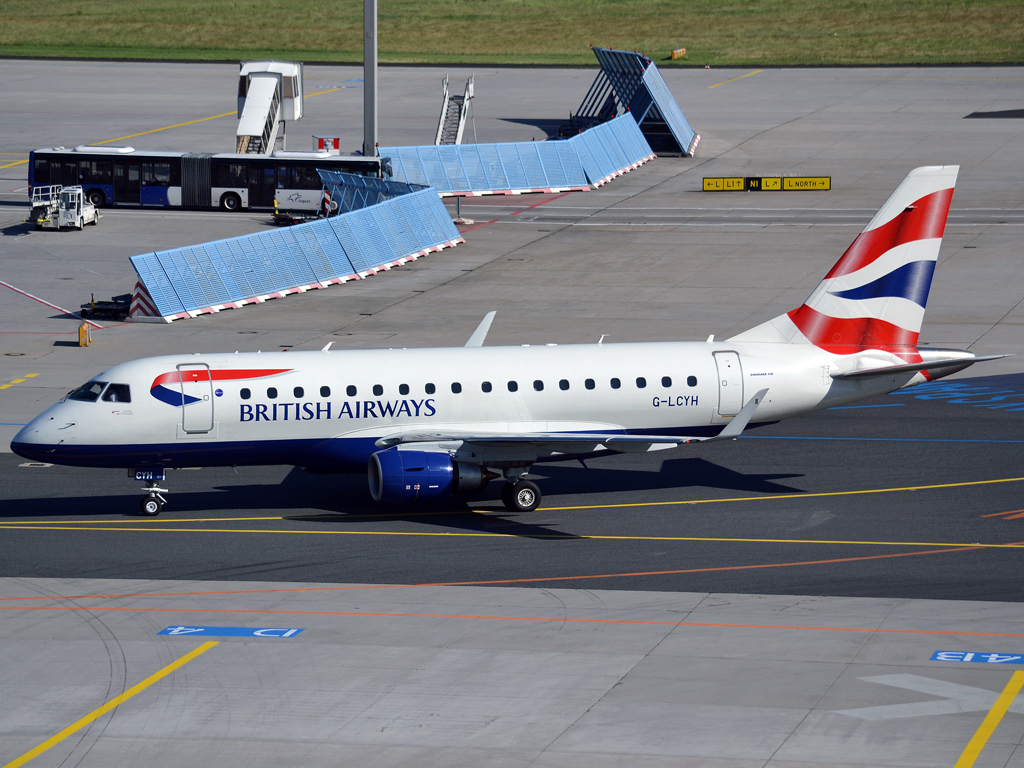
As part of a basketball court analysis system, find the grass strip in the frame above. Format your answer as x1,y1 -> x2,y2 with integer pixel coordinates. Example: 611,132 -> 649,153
1,0 -> 1022,66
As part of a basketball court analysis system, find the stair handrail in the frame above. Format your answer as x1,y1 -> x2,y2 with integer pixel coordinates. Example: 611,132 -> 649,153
434,75 -> 450,145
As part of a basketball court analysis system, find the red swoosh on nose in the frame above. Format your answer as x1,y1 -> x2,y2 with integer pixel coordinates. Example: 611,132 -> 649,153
150,368 -> 292,389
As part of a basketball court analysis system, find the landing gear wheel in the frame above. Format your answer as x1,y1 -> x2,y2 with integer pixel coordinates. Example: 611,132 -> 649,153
140,497 -> 163,516
504,480 -> 541,512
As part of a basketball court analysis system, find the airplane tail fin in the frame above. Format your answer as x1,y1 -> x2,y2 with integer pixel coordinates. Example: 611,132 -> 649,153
729,165 -> 958,356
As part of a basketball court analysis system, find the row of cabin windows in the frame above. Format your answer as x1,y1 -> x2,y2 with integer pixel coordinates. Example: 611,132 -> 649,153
238,376 -> 698,400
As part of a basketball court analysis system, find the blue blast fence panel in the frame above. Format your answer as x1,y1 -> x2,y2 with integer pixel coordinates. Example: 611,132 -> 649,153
130,187 -> 463,320
380,114 -> 652,195
317,169 -> 428,214
578,46 -> 699,157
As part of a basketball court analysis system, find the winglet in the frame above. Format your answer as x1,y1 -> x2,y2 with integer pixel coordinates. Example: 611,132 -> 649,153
465,311 -> 496,347
714,388 -> 768,440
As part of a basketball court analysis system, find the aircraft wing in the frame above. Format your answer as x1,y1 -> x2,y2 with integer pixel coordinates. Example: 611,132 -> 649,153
374,389 -> 769,453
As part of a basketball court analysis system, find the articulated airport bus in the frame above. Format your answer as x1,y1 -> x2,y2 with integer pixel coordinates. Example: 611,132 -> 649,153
28,146 -> 390,212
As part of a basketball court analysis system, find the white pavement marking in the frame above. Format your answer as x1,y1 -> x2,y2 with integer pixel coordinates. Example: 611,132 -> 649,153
835,674 -> 1024,720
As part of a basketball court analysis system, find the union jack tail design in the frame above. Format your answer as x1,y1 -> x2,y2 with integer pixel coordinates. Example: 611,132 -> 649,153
731,165 -> 958,359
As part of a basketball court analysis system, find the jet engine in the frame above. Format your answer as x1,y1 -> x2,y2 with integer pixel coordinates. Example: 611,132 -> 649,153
368,447 -> 494,503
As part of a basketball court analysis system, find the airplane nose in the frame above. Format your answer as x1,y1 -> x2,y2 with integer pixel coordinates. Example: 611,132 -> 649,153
11,415 -> 59,460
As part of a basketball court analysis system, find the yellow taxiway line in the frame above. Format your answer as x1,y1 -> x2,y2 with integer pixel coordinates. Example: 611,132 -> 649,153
709,70 -> 763,89
6,474 -> 1022,526
954,671 -> 1024,768
1,521 -> 1023,550
1,641 -> 217,768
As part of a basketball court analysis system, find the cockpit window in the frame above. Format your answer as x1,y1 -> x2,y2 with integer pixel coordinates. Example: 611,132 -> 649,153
68,381 -> 108,402
102,384 -> 131,403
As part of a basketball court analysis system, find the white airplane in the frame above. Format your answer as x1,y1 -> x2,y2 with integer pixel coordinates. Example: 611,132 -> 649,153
13,166 -> 1004,515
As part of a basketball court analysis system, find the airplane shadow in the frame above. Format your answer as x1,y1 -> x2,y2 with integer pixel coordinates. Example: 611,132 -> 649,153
0,457 -> 805,540
529,457 -> 804,497
498,118 -> 564,139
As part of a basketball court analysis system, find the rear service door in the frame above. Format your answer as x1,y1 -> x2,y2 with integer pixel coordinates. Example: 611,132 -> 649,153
178,364 -> 214,433
713,351 -> 744,417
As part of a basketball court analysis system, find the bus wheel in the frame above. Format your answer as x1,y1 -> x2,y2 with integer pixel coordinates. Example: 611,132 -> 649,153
220,193 -> 241,211
86,190 -> 105,208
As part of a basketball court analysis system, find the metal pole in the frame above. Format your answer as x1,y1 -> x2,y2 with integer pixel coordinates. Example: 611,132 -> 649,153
363,0 -> 377,158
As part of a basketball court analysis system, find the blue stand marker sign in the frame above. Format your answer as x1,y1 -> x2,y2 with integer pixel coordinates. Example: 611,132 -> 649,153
160,626 -> 304,638
932,651 -> 1024,664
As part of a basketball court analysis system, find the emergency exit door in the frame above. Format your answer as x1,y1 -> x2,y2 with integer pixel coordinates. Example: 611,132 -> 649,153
178,364 -> 214,433
714,351 -> 744,417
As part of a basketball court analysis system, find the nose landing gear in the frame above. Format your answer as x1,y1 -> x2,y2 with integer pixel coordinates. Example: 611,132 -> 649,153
138,479 -> 168,516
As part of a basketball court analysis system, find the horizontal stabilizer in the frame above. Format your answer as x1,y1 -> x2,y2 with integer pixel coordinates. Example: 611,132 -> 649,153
830,355 -> 1009,380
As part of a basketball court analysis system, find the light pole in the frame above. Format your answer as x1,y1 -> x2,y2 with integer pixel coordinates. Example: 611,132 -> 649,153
363,0 -> 377,158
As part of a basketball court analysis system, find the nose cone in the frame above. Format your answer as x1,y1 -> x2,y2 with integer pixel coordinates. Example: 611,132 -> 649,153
11,414 -> 59,461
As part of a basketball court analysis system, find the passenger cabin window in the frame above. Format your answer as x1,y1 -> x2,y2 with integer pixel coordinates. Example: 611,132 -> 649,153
267,387 -> 278,399
320,386 -> 330,397
481,381 -> 492,393
68,381 -> 108,402
559,379 -> 569,391
293,386 -> 304,398
102,384 -> 131,403
533,380 -> 544,392
425,383 -> 436,394
347,385 -> 357,397
373,384 -> 383,397
399,384 -> 409,395
610,378 -> 621,390
240,388 -> 251,400
662,377 -> 672,388
451,382 -> 462,394
687,376 -> 697,387
507,381 -> 518,392
636,377 -> 647,389
585,379 -> 595,390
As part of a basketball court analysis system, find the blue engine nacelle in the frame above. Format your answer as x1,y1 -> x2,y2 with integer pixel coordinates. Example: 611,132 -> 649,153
368,448 -> 492,503
368,448 -> 454,503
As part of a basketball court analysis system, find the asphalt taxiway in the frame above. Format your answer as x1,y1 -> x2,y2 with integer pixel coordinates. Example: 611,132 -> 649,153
1,61 -> 1024,767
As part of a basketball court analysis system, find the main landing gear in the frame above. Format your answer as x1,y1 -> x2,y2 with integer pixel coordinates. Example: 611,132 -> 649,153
139,480 -> 168,516
500,478 -> 541,512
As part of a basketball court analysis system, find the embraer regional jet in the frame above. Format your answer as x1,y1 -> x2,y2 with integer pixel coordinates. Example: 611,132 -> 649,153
13,166 -> 1004,515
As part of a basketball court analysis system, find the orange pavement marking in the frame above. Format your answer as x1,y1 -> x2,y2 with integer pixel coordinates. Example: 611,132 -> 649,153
5,603 -> 1024,638
981,509 -> 1024,518
0,543 -> 989,603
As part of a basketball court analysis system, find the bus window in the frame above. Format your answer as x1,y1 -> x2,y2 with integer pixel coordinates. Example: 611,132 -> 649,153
80,160 -> 112,185
277,166 -> 289,189
142,162 -> 172,186
32,158 -> 48,187
61,162 -> 78,186
294,166 -> 321,188
212,162 -> 246,188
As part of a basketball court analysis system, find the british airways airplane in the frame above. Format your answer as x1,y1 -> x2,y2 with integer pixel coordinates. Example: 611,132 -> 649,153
12,166 -> 1004,515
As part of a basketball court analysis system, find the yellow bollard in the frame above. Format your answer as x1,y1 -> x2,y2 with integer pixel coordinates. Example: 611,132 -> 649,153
78,321 -> 92,347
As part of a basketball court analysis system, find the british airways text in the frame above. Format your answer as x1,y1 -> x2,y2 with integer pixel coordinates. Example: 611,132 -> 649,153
240,398 -> 437,422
